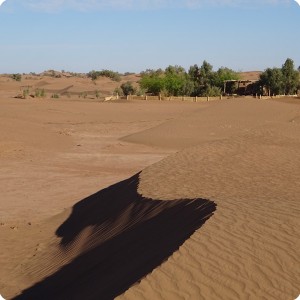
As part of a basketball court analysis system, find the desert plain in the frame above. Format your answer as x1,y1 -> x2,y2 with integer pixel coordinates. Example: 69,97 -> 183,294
0,74 -> 299,300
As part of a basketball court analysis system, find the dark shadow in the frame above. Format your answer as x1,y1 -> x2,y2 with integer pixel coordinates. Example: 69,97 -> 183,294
13,172 -> 216,300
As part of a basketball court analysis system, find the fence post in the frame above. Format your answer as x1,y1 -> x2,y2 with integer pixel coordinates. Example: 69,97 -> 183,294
207,96 -> 209,101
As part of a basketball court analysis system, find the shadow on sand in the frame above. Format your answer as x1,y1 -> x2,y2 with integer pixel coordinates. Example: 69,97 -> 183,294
13,172 -> 216,300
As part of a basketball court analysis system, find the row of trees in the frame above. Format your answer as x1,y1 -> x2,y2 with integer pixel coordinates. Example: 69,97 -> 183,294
258,58 -> 300,96
136,58 -> 300,97
139,61 -> 239,97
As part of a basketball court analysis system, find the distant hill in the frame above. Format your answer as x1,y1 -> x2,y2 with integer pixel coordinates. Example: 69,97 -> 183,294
238,71 -> 261,81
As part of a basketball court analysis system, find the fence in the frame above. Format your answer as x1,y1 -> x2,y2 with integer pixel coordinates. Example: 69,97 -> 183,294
256,94 -> 299,100
125,95 -> 223,102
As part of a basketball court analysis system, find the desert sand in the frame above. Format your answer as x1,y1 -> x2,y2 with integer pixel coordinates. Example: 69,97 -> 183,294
0,75 -> 299,300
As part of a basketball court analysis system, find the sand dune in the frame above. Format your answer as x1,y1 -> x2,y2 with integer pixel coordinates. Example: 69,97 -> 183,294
122,99 -> 300,150
129,136 -> 300,300
0,73 -> 141,99
1,96 -> 300,299
119,99 -> 300,300
12,174 -> 215,300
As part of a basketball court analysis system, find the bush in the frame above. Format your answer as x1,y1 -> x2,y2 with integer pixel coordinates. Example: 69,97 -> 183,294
22,88 -> 30,98
12,73 -> 22,81
79,92 -> 88,98
113,87 -> 123,96
35,89 -> 45,98
51,93 -> 60,99
87,70 -> 121,82
120,81 -> 136,96
203,85 -> 222,97
136,88 -> 146,96
95,90 -> 100,99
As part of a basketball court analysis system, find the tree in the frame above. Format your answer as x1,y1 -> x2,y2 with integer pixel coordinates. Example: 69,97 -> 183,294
212,67 -> 239,88
87,70 -> 99,81
199,60 -> 214,88
140,66 -> 190,96
259,68 -> 284,96
163,66 -> 188,96
139,71 -> 165,95
211,67 -> 239,94
281,58 -> 299,95
120,81 -> 136,96
194,60 -> 215,96
165,65 -> 185,75
188,64 -> 200,82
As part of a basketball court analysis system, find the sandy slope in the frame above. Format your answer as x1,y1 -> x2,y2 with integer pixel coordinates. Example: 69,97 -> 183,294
0,97 -> 201,298
0,73 -> 141,100
0,96 -> 300,299
119,99 -> 300,300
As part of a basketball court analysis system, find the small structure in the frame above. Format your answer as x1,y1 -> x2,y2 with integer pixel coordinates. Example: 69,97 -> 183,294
224,71 -> 262,95
223,79 -> 258,95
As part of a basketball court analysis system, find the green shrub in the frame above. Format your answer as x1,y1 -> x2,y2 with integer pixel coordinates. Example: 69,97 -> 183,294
87,70 -> 121,82
12,73 -> 22,81
79,92 -> 88,99
22,88 -> 30,98
120,81 -> 136,96
95,90 -> 100,99
113,87 -> 123,96
35,88 -> 45,98
203,85 -> 222,97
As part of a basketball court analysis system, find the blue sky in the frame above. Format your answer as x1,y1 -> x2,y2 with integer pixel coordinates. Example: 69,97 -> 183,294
0,0 -> 299,74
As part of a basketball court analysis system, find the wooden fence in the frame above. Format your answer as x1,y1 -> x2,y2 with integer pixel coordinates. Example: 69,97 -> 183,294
124,95 -> 223,102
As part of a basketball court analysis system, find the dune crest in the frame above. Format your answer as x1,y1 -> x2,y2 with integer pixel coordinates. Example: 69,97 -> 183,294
12,173 -> 215,300
121,134 -> 300,299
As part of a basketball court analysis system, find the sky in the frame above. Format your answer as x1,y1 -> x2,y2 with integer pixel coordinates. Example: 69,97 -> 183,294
0,0 -> 300,74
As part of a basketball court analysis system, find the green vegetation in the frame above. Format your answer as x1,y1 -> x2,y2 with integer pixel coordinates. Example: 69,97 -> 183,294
35,88 -> 46,98
95,90 -> 100,99
22,88 -> 30,99
113,87 -> 123,96
79,92 -> 88,99
51,93 -> 60,99
139,61 -> 239,97
87,70 -> 121,82
259,58 -> 299,96
11,73 -> 22,81
120,81 -> 136,96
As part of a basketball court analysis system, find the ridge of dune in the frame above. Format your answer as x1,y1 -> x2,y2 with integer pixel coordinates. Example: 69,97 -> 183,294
10,174 -> 216,300
119,136 -> 300,299
121,99 -> 300,299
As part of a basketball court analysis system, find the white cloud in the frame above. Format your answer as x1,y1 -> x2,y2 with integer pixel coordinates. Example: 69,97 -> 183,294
1,0 -> 293,12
